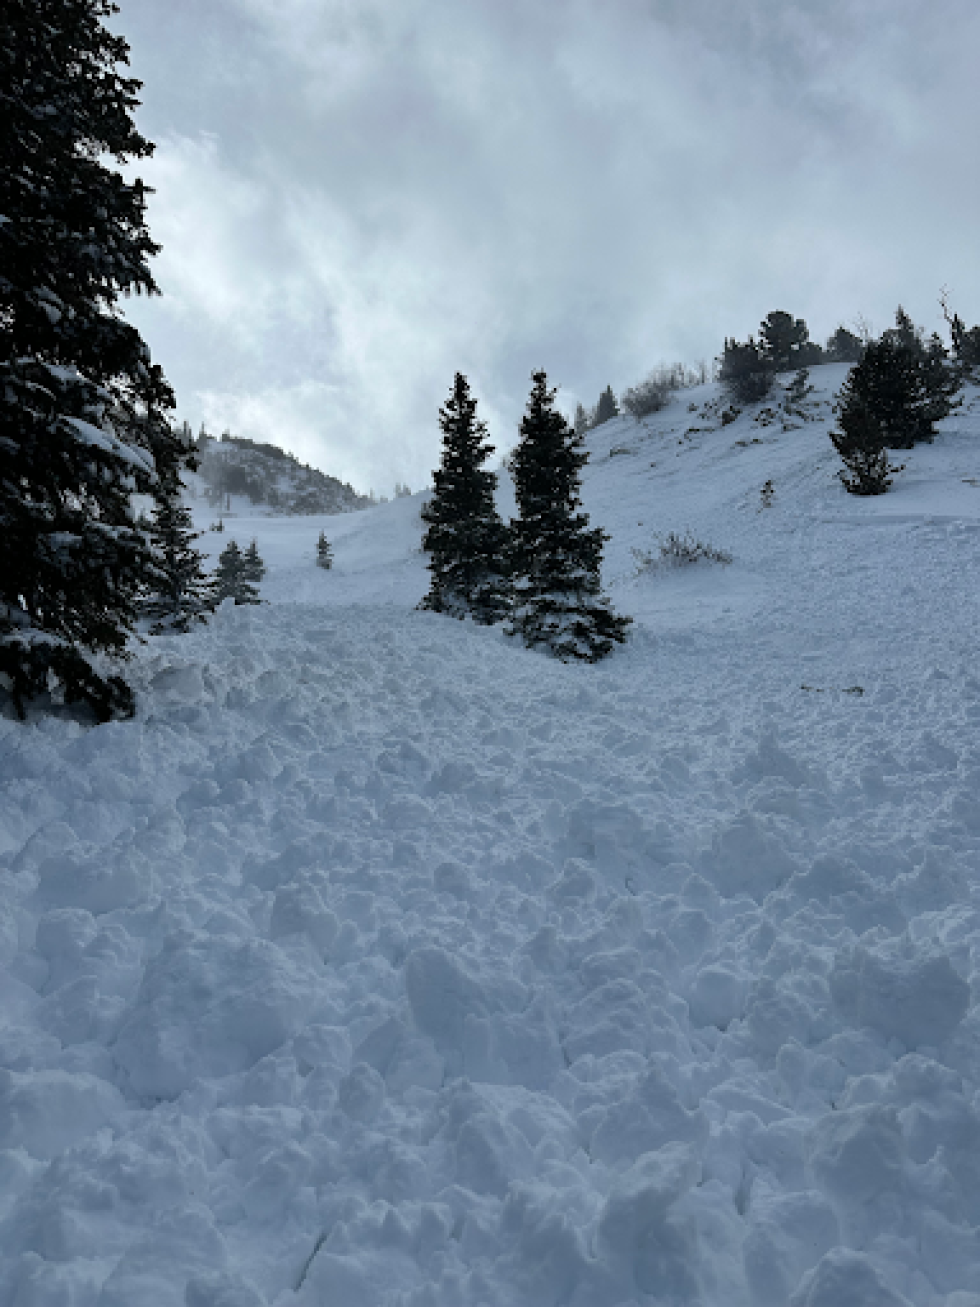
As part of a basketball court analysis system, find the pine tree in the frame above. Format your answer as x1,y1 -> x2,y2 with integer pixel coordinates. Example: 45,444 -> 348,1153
508,371 -> 630,661
213,541 -> 260,606
593,385 -> 619,427
0,0 -> 188,720
830,374 -> 902,496
718,337 -> 773,405
826,326 -> 865,364
141,474 -> 212,633
242,539 -> 266,584
841,310 -> 961,452
419,372 -> 510,624
759,311 -> 811,372
316,531 -> 333,569
940,293 -> 980,376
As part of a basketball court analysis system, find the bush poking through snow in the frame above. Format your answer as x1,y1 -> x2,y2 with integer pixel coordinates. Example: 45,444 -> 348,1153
632,532 -> 732,574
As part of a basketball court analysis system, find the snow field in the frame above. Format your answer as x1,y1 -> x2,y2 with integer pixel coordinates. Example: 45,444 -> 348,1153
3,371 -> 980,1305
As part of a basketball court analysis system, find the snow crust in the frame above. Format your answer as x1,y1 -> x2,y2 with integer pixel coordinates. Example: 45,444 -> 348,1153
3,370 -> 980,1305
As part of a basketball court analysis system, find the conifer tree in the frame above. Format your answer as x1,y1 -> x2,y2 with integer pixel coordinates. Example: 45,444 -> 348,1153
141,475 -> 212,633
718,337 -> 773,404
508,371 -> 630,661
1,0 -> 188,720
826,326 -> 865,364
759,311 -> 810,371
593,385 -> 620,426
213,541 -> 260,606
419,372 -> 510,624
242,539 -> 266,584
840,310 -> 960,452
316,531 -> 333,569
830,376 -> 902,496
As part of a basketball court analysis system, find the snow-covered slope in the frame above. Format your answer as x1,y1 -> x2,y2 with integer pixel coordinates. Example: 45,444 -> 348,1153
190,433 -> 371,519
3,367 -> 980,1307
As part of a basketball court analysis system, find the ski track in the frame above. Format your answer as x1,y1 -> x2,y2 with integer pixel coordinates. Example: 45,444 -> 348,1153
3,374 -> 980,1306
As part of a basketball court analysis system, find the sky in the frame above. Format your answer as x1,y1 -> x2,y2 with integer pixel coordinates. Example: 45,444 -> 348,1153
115,0 -> 980,497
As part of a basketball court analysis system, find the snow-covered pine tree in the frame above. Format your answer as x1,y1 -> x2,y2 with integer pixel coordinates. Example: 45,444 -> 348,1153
419,372 -> 510,624
508,371 -> 630,661
242,539 -> 266,584
316,531 -> 333,569
0,0 -> 188,720
213,541 -> 260,606
141,473 -> 212,633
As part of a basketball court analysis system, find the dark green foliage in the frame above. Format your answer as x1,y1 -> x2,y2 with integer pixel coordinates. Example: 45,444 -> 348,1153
316,531 -> 333,569
759,311 -> 813,371
213,541 -> 261,606
718,337 -> 774,405
941,297 -> 980,376
840,309 -> 961,452
593,385 -> 620,427
142,476 -> 212,633
0,0 -> 187,720
830,379 -> 901,496
826,326 -> 865,364
419,373 -> 510,624
508,371 -> 630,662
242,539 -> 266,584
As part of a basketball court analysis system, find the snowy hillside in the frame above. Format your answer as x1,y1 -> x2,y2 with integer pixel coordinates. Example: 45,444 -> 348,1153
4,366 -> 980,1307
192,433 -> 371,518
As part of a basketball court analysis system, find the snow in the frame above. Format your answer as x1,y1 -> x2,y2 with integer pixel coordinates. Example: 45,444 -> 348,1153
3,367 -> 980,1305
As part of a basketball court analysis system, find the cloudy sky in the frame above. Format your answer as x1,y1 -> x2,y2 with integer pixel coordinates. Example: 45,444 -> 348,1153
116,0 -> 980,497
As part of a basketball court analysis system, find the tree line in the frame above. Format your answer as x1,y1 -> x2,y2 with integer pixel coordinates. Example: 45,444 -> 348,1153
586,303 -> 978,497
716,304 -> 975,495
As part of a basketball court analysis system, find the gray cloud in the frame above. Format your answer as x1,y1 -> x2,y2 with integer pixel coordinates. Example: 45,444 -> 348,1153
118,0 -> 980,494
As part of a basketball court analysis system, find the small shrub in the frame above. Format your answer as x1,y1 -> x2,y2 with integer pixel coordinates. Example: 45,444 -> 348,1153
632,532 -> 732,573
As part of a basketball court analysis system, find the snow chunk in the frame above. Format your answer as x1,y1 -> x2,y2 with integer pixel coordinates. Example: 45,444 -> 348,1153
830,941 -> 970,1048
590,1062 -> 708,1166
805,1103 -> 904,1202
596,1142 -> 702,1300
339,1062 -> 386,1122
788,1247 -> 913,1307
699,812 -> 797,899
150,664 -> 207,704
742,1190 -> 839,1306
34,845 -> 152,914
269,881 -> 339,955
98,1206 -> 228,1307
114,932 -> 322,1097
0,1068 -> 123,1159
405,946 -> 523,1052
688,964 -> 748,1029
